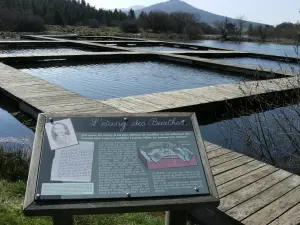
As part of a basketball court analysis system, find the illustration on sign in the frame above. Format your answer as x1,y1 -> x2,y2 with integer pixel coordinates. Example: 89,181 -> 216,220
139,142 -> 198,169
45,118 -> 79,150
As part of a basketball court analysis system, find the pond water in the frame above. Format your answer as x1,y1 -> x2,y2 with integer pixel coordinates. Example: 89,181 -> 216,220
21,61 -> 250,100
0,48 -> 90,55
184,40 -> 298,57
133,46 -> 183,51
0,108 -> 34,151
200,104 -> 300,172
215,57 -> 300,73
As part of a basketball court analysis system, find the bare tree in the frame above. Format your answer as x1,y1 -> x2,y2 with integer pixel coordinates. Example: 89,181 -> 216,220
215,17 -> 229,40
218,54 -> 300,172
258,25 -> 269,42
236,15 -> 246,41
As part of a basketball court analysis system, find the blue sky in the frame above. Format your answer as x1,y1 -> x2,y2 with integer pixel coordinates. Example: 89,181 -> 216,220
86,0 -> 299,25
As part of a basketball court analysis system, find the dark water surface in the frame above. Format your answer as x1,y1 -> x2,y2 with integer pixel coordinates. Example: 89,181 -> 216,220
216,57 -> 300,73
0,108 -> 34,150
21,61 -> 249,100
184,40 -> 298,57
0,48 -> 90,55
201,104 -> 300,171
133,46 -> 183,51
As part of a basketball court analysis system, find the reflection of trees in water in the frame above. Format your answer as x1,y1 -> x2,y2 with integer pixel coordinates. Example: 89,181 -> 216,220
218,60 -> 300,174
218,104 -> 300,172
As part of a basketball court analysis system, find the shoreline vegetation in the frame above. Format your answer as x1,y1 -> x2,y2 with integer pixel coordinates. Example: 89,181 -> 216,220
0,25 -> 298,46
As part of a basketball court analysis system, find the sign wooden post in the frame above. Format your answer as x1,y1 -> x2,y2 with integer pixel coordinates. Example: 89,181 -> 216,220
165,211 -> 187,225
53,214 -> 73,225
23,113 -> 219,225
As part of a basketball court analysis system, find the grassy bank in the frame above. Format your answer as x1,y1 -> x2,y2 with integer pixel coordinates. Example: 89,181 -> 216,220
0,147 -> 164,225
0,25 -> 297,45
0,25 -> 187,41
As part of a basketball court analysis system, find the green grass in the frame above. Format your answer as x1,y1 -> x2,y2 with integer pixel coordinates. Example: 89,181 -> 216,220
0,179 -> 165,225
0,148 -> 164,225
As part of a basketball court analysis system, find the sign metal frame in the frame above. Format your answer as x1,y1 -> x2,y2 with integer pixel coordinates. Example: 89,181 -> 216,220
24,112 -> 219,217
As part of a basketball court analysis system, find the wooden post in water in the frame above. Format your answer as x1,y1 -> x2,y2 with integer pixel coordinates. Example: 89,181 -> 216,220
165,211 -> 187,225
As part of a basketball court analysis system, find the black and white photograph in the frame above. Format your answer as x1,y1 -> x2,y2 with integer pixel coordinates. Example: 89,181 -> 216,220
45,118 -> 78,150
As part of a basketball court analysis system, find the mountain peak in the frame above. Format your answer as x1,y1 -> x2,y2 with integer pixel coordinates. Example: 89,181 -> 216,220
135,0 -> 263,26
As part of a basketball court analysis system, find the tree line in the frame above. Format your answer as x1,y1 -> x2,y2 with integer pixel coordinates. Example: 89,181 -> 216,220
0,0 -> 130,31
120,11 -> 217,39
215,17 -> 300,42
0,0 -> 298,42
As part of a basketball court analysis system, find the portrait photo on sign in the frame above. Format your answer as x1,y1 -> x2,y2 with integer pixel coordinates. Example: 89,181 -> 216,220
45,118 -> 78,150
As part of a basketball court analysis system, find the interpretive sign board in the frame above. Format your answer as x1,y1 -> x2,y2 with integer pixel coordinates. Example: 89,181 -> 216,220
24,113 -> 219,216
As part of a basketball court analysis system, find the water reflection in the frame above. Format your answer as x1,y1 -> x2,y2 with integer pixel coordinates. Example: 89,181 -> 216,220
133,46 -> 183,51
183,40 -> 298,57
216,57 -> 299,73
0,48 -> 89,55
201,104 -> 300,172
22,61 -> 250,100
0,108 -> 34,151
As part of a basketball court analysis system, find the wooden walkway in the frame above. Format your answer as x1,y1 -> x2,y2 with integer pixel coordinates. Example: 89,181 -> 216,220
0,63 -> 122,119
100,77 -> 299,113
198,141 -> 300,225
0,61 -> 300,224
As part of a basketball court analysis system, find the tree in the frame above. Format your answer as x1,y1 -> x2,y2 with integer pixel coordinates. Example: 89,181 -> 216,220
237,15 -> 246,40
258,25 -> 268,42
128,8 -> 135,20
15,14 -> 45,32
147,11 -> 170,33
199,22 -> 218,34
169,12 -> 198,34
138,11 -> 150,29
272,22 -> 298,40
215,17 -> 230,40
54,10 -> 65,27
1,0 -> 130,27
120,19 -> 139,33
184,24 -> 203,40
88,19 -> 99,28
248,24 -> 254,37
227,22 -> 238,38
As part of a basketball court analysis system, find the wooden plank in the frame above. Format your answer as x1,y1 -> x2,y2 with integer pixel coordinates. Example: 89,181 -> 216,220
182,86 -> 243,102
219,170 -> 292,212
269,202 -> 300,225
214,160 -> 266,186
209,152 -> 243,167
207,148 -> 232,160
226,175 -> 300,221
102,97 -> 164,113
212,156 -> 255,176
217,165 -> 278,198
243,185 -> 300,225
205,144 -> 223,153
40,102 -> 110,111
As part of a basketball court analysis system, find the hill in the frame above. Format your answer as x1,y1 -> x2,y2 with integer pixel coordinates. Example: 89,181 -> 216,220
119,5 -> 145,11
134,0 -> 264,26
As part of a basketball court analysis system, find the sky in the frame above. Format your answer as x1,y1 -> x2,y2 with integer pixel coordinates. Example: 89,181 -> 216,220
86,0 -> 299,25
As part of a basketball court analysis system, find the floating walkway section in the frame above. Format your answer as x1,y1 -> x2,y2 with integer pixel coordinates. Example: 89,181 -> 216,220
100,77 -> 299,113
198,142 -> 300,225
